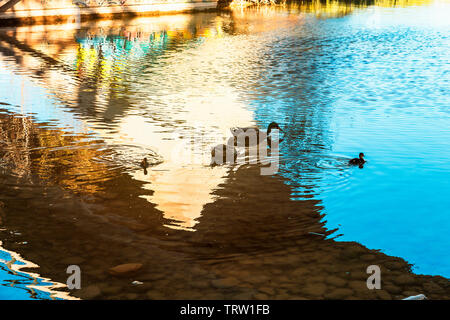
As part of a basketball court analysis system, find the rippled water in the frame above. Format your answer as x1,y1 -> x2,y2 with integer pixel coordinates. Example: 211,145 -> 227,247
0,1 -> 449,299
258,3 -> 450,277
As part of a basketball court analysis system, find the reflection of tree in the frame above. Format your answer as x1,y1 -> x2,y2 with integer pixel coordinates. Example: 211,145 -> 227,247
227,0 -> 435,20
0,110 -> 112,194
0,113 -> 32,179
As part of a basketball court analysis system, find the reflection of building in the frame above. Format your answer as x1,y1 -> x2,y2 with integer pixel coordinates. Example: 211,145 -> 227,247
0,110 -> 114,194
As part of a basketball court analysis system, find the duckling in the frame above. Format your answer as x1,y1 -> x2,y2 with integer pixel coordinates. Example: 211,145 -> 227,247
349,153 -> 366,166
140,158 -> 150,168
140,158 -> 150,175
230,122 -> 284,147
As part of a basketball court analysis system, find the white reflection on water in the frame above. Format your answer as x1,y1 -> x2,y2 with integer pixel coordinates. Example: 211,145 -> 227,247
0,242 -> 76,300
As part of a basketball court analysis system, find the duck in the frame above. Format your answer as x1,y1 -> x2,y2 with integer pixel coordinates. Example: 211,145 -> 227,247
230,122 -> 284,147
349,153 -> 366,166
211,142 -> 238,166
140,158 -> 150,169
140,158 -> 150,175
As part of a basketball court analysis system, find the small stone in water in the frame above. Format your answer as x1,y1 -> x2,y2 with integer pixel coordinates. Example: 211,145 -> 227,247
394,274 -> 415,285
108,263 -> 143,276
79,285 -> 102,299
211,277 -> 239,289
132,281 -> 143,285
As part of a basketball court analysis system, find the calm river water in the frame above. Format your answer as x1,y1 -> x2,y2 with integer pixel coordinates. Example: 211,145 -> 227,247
0,0 -> 449,299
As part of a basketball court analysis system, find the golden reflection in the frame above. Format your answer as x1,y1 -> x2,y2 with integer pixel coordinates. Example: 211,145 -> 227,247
369,0 -> 436,7
113,95 -> 254,231
0,111 -> 111,194
230,0 -> 437,19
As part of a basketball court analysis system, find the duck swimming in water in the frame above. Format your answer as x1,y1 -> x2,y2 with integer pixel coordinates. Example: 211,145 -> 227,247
230,122 -> 284,147
140,158 -> 150,175
141,158 -> 150,168
349,153 -> 366,167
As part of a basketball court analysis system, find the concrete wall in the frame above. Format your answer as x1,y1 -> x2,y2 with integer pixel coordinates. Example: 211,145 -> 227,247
0,0 -> 219,24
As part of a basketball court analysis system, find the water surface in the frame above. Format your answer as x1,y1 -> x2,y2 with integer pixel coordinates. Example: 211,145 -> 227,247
0,0 -> 449,299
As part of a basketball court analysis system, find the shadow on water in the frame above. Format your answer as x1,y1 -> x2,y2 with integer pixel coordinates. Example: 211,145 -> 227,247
0,2 -> 449,299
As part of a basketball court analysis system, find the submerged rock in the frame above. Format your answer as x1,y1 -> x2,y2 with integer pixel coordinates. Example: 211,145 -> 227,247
302,283 -> 327,297
108,263 -> 143,276
259,287 -> 275,295
254,293 -> 269,300
325,288 -> 354,300
376,290 -> 392,300
79,285 -> 102,299
385,261 -> 406,270
394,274 -> 415,285
325,275 -> 347,287
384,284 -> 402,294
146,290 -> 165,300
422,282 -> 444,294
101,285 -> 122,295
211,277 -> 239,289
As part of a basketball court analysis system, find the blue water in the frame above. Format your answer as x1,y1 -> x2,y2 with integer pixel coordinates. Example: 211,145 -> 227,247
250,4 -> 450,277
0,249 -> 62,300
